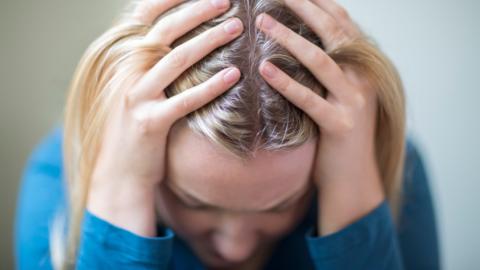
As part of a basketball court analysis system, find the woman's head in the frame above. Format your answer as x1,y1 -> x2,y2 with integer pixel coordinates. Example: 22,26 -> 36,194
57,0 -> 406,268
158,118 -> 317,267
126,1 -> 325,266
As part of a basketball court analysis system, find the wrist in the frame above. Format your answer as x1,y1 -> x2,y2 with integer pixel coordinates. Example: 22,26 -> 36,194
87,177 -> 158,237
316,159 -> 385,236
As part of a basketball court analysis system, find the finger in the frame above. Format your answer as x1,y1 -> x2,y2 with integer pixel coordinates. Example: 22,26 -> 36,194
131,0 -> 186,25
258,60 -> 337,131
152,67 -> 241,125
132,17 -> 243,103
144,0 -> 231,45
309,0 -> 359,37
255,13 -> 352,102
283,0 -> 343,50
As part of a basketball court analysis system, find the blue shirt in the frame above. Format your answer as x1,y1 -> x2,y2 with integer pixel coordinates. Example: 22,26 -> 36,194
14,125 -> 441,269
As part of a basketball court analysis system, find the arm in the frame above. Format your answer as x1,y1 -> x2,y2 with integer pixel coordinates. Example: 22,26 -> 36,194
304,138 -> 440,270
76,209 -> 174,270
252,0 -> 407,267
14,127 -> 65,270
14,126 -> 176,270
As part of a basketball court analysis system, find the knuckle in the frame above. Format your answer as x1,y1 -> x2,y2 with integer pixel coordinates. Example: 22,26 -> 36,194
333,114 -> 354,134
323,16 -> 337,34
134,0 -> 155,24
192,4 -> 206,18
345,117 -> 356,131
171,94 -> 196,118
300,90 -> 317,111
181,95 -> 193,112
277,75 -> 291,92
353,93 -> 367,109
132,108 -> 153,135
209,75 -> 224,91
278,28 -> 292,45
151,24 -> 172,41
333,6 -> 350,21
311,48 -> 328,66
339,118 -> 355,133
328,25 -> 344,43
167,49 -> 187,68
208,28 -> 223,45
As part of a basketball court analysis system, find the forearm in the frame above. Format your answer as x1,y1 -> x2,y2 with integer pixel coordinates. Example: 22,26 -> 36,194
316,158 -> 385,236
87,178 -> 158,237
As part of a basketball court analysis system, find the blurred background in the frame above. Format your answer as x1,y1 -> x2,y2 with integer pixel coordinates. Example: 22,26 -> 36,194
0,0 -> 478,269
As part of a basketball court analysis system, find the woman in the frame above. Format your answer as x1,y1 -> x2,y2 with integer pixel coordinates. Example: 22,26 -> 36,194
14,0 -> 440,269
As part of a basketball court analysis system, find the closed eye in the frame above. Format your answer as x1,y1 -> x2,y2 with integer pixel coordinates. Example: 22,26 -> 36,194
182,191 -> 309,213
183,201 -> 212,211
168,181 -> 314,213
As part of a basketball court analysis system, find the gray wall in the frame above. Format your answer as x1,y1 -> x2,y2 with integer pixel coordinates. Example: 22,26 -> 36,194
0,0 -> 128,268
342,0 -> 480,269
0,0 -> 478,269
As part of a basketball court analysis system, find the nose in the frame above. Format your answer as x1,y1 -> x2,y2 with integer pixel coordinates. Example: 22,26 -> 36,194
212,215 -> 257,263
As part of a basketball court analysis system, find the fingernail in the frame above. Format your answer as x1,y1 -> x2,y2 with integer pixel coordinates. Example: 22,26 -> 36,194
256,13 -> 275,30
261,61 -> 277,78
211,0 -> 229,9
224,18 -> 241,34
224,67 -> 240,83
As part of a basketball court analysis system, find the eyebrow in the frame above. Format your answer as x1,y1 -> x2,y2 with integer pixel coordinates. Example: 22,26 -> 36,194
166,181 -> 312,212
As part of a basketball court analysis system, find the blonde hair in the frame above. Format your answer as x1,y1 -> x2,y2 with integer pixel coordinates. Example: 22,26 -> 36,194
52,0 -> 406,268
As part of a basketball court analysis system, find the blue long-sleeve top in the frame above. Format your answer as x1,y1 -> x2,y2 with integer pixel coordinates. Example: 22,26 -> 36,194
14,125 -> 441,269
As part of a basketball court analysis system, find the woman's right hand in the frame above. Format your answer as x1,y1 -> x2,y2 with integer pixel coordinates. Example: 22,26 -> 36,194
87,0 -> 243,237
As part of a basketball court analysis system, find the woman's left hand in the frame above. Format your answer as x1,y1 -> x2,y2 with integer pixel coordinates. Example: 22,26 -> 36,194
256,0 -> 385,236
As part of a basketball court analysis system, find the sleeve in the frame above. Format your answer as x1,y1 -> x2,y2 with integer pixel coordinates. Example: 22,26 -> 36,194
76,209 -> 175,270
14,126 -> 66,270
14,126 -> 177,270
304,200 -> 403,270
303,138 -> 441,270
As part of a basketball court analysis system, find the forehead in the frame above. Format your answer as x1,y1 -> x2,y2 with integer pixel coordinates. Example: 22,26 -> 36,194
166,120 -> 317,210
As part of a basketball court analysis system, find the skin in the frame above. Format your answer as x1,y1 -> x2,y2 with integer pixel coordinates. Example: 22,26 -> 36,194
89,0 -> 244,238
156,118 -> 317,269
88,0 -> 386,269
255,0 -> 385,236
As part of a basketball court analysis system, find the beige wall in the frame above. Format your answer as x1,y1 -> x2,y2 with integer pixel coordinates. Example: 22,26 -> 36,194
0,1 -> 127,268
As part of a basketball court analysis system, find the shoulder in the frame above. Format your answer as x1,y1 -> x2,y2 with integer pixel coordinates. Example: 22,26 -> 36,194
20,124 -> 65,190
17,123 -> 66,212
18,124 -> 65,199
397,137 -> 441,268
16,123 -> 66,210
15,124 -> 66,268
27,124 -> 64,173
405,135 -> 426,172
403,135 -> 431,198
398,134 -> 438,234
